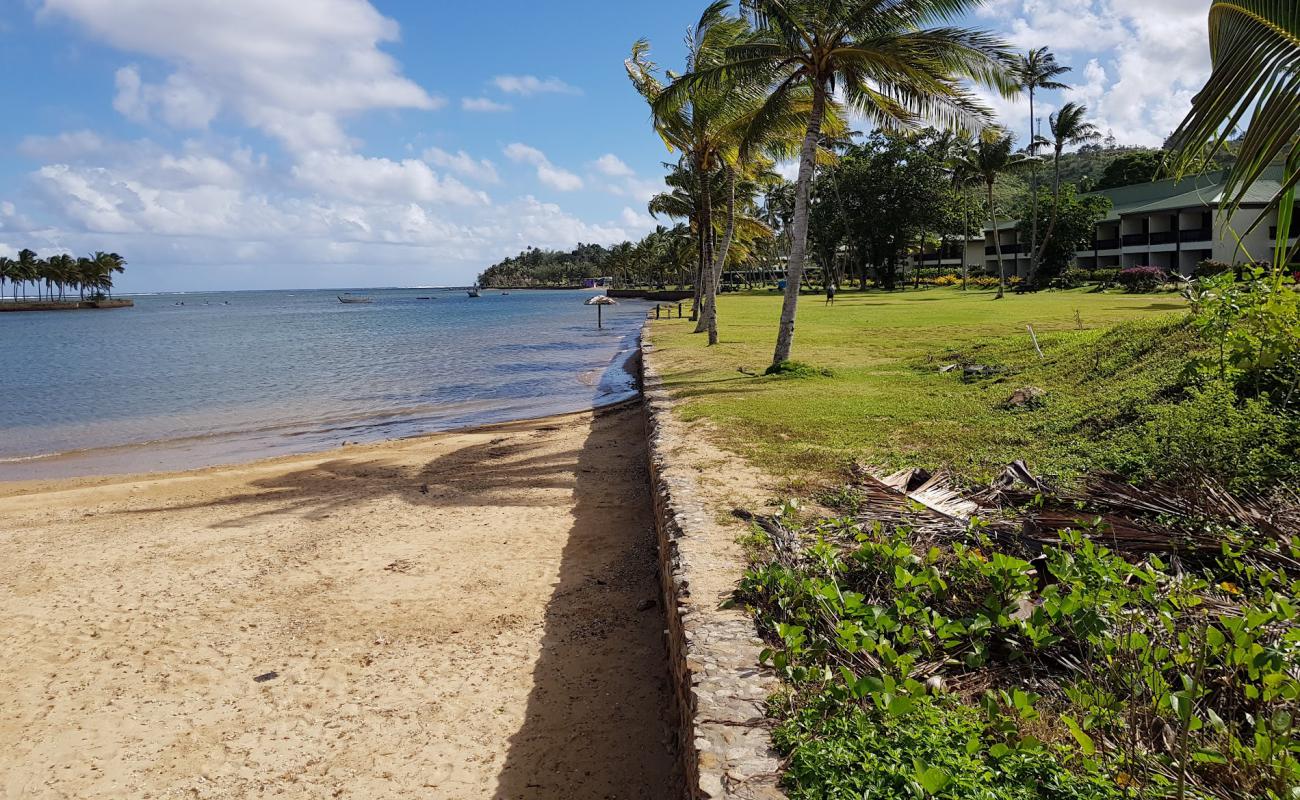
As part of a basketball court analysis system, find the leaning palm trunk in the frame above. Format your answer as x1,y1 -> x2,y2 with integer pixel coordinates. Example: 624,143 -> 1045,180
989,182 -> 1006,299
692,168 -> 713,325
772,88 -> 826,368
699,168 -> 737,345
1035,149 -> 1064,270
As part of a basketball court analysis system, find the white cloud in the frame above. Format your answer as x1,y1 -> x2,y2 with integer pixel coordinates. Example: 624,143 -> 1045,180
592,154 -> 633,177
41,0 -> 441,151
422,147 -> 499,184
492,75 -> 580,96
461,97 -> 511,113
292,152 -> 488,206
504,143 -> 583,191
113,66 -> 221,129
984,0 -> 1210,147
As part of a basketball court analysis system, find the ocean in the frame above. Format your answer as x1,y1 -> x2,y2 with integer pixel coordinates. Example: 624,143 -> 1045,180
0,288 -> 650,480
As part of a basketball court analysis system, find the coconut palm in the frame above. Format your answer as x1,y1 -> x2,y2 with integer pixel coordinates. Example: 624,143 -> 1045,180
956,129 -> 1034,299
1032,102 -> 1100,276
941,131 -> 979,290
658,0 -> 1015,369
16,249 -> 38,300
1013,47 -> 1070,283
627,2 -> 750,332
1167,2 -> 1300,282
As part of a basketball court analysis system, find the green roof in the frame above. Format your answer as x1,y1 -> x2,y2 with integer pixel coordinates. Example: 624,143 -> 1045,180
1086,165 -> 1286,221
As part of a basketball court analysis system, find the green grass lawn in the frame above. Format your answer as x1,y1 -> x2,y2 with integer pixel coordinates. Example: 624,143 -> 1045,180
650,286 -> 1192,485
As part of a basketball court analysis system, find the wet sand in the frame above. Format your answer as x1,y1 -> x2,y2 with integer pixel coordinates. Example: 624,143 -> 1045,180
0,402 -> 677,798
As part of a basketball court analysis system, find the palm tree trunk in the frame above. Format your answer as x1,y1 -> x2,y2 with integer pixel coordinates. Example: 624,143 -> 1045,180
962,202 -> 971,291
692,167 -> 713,325
772,86 -> 826,369
702,168 -> 737,345
990,182 -> 1005,300
1028,89 -> 1040,286
1036,147 -> 1064,270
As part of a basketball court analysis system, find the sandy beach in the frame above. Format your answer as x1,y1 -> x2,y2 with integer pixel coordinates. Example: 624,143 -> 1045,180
0,402 -> 677,799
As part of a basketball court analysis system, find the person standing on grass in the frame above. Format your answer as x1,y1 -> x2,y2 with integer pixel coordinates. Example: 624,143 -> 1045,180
825,282 -> 836,305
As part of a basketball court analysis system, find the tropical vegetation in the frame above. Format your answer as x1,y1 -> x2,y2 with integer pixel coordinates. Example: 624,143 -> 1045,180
0,249 -> 126,302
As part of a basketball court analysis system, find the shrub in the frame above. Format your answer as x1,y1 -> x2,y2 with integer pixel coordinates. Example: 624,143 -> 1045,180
1116,266 -> 1167,292
1055,267 -> 1088,288
765,360 -> 835,378
934,273 -> 962,286
1088,268 -> 1120,285
1194,258 -> 1232,278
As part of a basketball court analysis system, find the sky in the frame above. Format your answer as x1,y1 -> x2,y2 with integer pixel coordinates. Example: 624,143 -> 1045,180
0,0 -> 1213,292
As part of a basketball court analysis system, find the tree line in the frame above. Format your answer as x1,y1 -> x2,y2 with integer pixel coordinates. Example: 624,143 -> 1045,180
0,249 -> 127,302
490,0 -> 1274,372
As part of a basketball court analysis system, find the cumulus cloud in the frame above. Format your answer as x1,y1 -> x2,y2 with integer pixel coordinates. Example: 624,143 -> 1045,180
40,0 -> 441,151
503,143 -> 583,191
18,130 -> 106,160
461,97 -> 510,113
980,0 -> 1210,147
592,154 -> 634,177
422,147 -> 500,184
492,75 -> 580,96
291,152 -> 488,206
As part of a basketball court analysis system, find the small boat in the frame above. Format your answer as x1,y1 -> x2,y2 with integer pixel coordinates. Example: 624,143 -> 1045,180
416,296 -> 432,300
467,287 -> 481,298
338,294 -> 373,304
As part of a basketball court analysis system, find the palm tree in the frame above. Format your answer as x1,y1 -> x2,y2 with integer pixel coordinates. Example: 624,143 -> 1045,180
16,249 -> 38,300
1013,47 -> 1070,285
957,129 -> 1034,299
1032,102 -> 1100,273
1167,2 -> 1300,284
627,3 -> 750,332
0,256 -> 12,301
941,131 -> 979,290
658,0 -> 1015,369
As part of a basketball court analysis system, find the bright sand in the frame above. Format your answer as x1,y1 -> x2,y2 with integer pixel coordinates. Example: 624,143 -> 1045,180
0,403 -> 677,798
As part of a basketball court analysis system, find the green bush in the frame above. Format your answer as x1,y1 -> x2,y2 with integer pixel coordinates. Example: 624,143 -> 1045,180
776,696 -> 1119,800
765,360 -> 835,378
1194,259 -> 1232,278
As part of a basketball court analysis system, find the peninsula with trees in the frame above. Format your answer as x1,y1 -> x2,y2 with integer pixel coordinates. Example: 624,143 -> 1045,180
0,249 -> 131,311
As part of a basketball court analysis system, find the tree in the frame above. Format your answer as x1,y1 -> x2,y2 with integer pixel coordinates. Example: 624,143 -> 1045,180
627,3 -> 751,340
1013,47 -> 1070,284
1094,150 -> 1163,190
809,131 -> 955,290
1032,102 -> 1100,284
956,129 -> 1034,299
1167,1 -> 1300,281
659,0 -> 1014,370
1014,185 -> 1111,284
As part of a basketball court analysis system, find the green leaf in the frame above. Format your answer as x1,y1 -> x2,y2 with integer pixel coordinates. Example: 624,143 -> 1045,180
1061,714 -> 1095,756
913,760 -> 951,795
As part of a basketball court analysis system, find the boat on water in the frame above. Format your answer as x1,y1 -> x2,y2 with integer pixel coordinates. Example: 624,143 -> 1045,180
338,294 -> 373,304
467,287 -> 481,298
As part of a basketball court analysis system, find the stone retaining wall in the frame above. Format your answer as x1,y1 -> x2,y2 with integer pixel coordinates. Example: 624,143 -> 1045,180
640,325 -> 786,800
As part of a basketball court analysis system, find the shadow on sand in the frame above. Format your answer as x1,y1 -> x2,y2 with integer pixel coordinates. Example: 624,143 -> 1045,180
114,403 -> 681,796
492,404 -> 681,798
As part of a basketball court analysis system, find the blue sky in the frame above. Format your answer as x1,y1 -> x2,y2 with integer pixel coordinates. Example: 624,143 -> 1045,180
0,0 -> 1210,291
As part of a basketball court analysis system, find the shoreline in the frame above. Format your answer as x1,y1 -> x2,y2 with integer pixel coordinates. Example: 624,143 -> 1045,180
0,331 -> 646,484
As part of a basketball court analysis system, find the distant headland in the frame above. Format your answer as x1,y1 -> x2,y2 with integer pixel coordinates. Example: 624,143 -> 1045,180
0,249 -> 130,312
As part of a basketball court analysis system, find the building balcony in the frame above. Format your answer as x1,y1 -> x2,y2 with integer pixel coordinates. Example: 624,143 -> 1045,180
1180,228 -> 1212,243
1093,238 -> 1120,251
1149,231 -> 1177,245
1122,233 -> 1149,247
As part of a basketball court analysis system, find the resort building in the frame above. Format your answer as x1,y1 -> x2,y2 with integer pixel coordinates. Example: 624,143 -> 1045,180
973,166 -> 1295,278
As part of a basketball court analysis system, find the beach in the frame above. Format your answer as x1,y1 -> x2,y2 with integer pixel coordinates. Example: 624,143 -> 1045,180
0,402 -> 677,798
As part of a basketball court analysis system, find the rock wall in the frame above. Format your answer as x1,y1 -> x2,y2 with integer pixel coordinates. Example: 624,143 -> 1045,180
640,326 -> 786,800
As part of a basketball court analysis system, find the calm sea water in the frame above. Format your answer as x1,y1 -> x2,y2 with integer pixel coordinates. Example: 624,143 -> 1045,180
0,288 -> 649,480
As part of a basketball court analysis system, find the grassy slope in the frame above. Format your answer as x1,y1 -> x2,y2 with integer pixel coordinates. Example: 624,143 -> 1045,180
650,287 -> 1191,485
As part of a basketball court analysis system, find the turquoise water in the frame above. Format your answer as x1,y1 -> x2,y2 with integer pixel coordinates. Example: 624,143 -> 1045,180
0,288 -> 648,479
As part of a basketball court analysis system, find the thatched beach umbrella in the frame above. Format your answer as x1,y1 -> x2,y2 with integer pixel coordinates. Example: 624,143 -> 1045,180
585,295 -> 617,328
